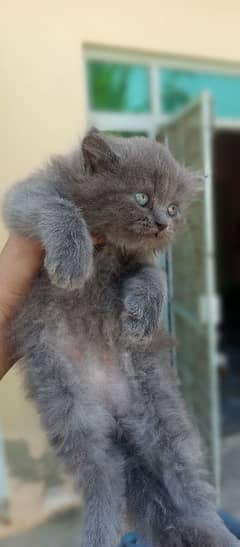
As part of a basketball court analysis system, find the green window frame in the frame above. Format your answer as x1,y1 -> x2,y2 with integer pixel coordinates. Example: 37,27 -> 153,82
85,50 -> 240,134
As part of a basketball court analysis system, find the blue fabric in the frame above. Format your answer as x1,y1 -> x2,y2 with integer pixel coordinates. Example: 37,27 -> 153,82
119,510 -> 240,546
119,532 -> 138,545
219,510 -> 240,539
118,532 -> 149,546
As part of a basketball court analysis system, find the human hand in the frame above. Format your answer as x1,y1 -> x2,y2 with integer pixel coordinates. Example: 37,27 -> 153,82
0,234 -> 43,379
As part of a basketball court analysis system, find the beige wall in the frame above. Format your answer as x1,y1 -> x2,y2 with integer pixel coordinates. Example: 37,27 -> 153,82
1,1 -> 240,192
1,0 -> 240,476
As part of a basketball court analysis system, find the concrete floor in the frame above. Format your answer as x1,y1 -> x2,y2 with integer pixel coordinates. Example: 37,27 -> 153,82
0,509 -> 82,547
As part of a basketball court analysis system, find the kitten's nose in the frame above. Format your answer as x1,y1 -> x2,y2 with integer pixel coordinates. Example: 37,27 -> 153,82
156,220 -> 168,232
153,206 -> 169,231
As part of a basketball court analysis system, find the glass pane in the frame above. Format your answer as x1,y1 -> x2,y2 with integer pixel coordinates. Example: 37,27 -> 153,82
87,61 -> 150,112
160,68 -> 240,117
162,97 -> 218,480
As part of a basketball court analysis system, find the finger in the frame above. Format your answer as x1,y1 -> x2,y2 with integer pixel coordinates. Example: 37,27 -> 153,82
0,234 -> 43,322
0,234 -> 43,379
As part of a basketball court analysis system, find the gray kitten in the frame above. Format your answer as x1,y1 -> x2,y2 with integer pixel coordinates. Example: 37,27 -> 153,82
3,131 -> 238,547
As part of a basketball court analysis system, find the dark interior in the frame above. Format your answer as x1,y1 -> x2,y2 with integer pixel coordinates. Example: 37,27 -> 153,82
214,130 -> 240,436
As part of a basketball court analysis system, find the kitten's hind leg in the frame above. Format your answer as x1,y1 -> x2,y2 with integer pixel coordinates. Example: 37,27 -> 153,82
124,342 -> 240,547
125,459 -> 240,547
125,457 -> 178,547
22,346 -> 125,547
80,448 -> 126,547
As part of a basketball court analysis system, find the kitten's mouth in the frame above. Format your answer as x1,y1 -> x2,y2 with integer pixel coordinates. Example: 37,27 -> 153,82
91,233 -> 106,246
145,228 -> 167,238
143,227 -> 170,248
102,225 -> 170,250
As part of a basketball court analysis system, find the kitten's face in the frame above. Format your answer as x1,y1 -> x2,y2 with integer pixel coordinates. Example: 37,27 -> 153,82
81,130 -> 201,252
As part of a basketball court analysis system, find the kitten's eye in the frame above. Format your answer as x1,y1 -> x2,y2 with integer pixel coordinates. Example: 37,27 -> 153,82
167,203 -> 178,217
135,193 -> 149,207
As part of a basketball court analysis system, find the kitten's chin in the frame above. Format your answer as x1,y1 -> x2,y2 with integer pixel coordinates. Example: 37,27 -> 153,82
106,230 -> 170,253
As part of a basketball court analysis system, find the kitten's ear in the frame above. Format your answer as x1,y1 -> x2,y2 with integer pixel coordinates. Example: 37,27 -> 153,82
82,128 -> 120,174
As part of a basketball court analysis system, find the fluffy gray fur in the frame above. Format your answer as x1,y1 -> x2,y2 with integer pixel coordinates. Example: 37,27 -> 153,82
3,130 -> 238,546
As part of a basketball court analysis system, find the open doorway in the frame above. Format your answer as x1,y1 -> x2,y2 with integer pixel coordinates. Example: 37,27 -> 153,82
214,130 -> 240,435
214,129 -> 240,515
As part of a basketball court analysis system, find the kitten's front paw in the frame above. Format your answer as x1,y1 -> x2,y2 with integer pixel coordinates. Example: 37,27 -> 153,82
121,290 -> 163,345
44,218 -> 93,290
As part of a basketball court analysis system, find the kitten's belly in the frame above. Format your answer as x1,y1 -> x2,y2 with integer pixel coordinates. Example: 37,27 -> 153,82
58,332 -> 130,417
87,353 -> 130,416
